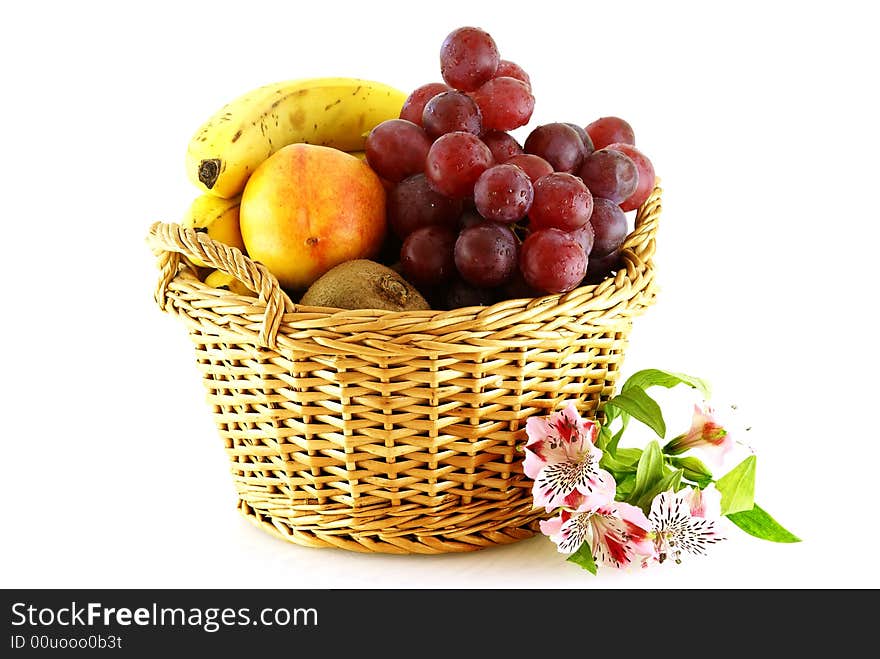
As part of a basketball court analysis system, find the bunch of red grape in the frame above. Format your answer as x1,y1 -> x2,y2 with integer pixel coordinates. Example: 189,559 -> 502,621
365,26 -> 655,309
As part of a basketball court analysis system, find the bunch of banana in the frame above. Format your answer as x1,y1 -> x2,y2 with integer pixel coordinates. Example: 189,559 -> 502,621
185,77 -> 407,198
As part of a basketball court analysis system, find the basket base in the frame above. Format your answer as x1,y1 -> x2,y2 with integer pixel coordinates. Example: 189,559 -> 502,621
238,499 -> 545,555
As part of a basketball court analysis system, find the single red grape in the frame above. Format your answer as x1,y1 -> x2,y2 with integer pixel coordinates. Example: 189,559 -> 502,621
606,142 -> 655,212
506,153 -> 554,183
470,77 -> 535,132
519,228 -> 588,294
441,278 -> 496,310
481,131 -> 523,163
425,131 -> 494,199
388,174 -> 463,239
440,26 -> 500,91
569,221 -> 595,257
474,164 -> 534,223
585,249 -> 622,284
400,225 -> 458,287
497,267 -> 542,301
422,90 -> 483,138
589,197 -> 629,258
523,122 -> 587,173
400,82 -> 453,126
495,59 -> 531,88
585,117 -> 635,150
565,123 -> 595,154
577,148 -> 639,204
529,172 -> 594,231
454,222 -> 518,287
365,119 -> 432,182
458,207 -> 484,230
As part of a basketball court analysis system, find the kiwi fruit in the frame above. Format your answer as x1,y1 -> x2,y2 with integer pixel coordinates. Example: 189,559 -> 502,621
298,260 -> 430,311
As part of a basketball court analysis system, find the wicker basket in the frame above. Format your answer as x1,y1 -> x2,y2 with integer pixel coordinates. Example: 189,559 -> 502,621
147,181 -> 661,554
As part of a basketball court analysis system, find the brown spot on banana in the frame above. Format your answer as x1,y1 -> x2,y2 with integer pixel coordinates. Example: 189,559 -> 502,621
231,129 -> 242,143
198,159 -> 222,189
324,98 -> 342,111
289,106 -> 306,129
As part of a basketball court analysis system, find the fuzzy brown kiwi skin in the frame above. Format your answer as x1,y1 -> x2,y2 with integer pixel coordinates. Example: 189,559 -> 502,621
298,260 -> 431,311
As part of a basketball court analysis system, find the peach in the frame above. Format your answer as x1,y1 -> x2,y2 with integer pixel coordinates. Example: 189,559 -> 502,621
239,144 -> 387,291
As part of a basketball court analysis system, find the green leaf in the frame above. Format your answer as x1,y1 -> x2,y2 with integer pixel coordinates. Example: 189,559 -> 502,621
605,387 -> 666,438
670,455 -> 714,488
621,368 -> 712,399
636,468 -> 683,511
600,446 -> 642,476
616,447 -> 643,466
606,416 -> 629,454
727,504 -> 801,543
614,473 -> 636,501
600,455 -> 633,478
716,455 -> 757,515
629,440 -> 664,505
595,423 -> 611,452
567,541 -> 598,574
602,401 -> 620,424
599,448 -> 642,480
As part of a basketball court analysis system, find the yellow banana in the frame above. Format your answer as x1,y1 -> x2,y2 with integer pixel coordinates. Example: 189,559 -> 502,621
204,270 -> 253,297
181,193 -> 245,267
186,77 -> 407,198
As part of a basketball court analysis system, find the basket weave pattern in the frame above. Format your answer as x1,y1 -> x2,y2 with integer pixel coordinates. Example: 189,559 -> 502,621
147,183 -> 661,554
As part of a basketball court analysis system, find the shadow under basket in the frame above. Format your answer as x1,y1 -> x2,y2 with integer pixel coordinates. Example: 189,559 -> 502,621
147,182 -> 662,555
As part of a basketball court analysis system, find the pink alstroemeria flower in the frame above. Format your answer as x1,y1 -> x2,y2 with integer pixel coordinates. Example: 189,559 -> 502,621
523,402 -> 615,513
647,487 -> 725,565
539,502 -> 655,567
687,484 -> 722,519
663,402 -> 733,468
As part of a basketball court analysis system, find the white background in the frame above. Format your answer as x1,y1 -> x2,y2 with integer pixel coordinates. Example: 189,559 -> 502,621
2,0 -> 878,589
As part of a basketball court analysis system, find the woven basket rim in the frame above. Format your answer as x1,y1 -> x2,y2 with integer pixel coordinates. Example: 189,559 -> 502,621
148,180 -> 661,348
